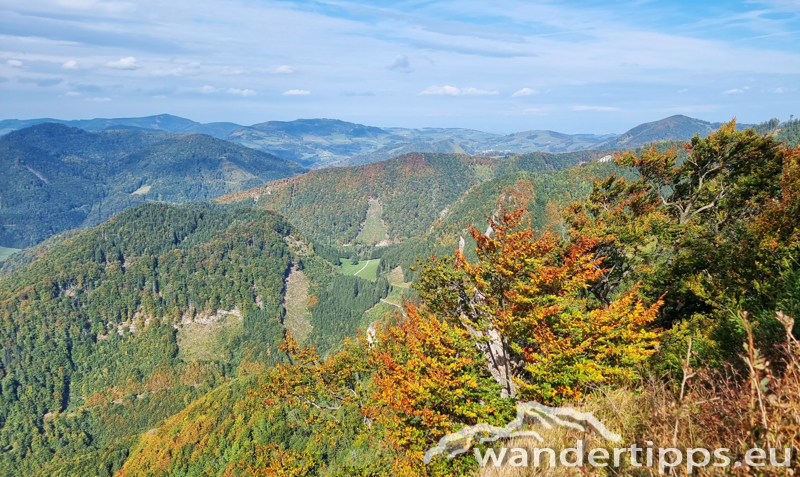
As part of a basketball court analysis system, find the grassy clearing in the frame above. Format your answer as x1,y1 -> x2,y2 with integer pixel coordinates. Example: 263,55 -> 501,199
0,246 -> 21,262
360,286 -> 414,331
339,257 -> 379,281
177,315 -> 243,362
387,266 -> 411,288
131,184 -> 152,195
283,267 -> 313,343
356,198 -> 388,245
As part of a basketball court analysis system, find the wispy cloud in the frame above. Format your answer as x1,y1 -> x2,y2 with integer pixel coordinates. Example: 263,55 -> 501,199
65,91 -> 81,97
201,85 -> 219,93
284,89 -> 310,95
1,0 -> 799,132
228,88 -> 256,96
678,88 -> 688,93
722,88 -> 744,94
512,87 -> 538,97
106,57 -> 140,70
419,85 -> 499,96
85,97 -> 111,102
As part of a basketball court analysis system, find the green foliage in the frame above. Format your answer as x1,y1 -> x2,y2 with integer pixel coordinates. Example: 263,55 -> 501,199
0,123 -> 305,248
306,274 -> 389,356
0,203 -> 294,475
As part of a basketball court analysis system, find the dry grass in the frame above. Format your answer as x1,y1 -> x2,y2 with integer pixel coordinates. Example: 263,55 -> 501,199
283,266 -> 313,343
478,312 -> 800,477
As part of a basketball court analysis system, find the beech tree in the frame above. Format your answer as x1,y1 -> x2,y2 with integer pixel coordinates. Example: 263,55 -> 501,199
414,209 -> 661,402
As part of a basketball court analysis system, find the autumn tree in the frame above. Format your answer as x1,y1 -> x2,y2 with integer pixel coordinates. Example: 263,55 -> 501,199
414,209 -> 661,403
567,120 -> 800,330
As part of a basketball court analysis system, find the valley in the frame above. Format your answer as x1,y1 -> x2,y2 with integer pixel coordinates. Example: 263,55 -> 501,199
0,115 -> 797,476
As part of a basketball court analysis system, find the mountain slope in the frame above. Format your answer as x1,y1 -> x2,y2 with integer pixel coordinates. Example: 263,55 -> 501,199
341,139 -> 474,166
225,118 -> 403,167
0,201 -> 393,476
595,114 -> 718,150
0,123 -> 306,248
218,149 -> 609,248
0,204 -> 294,476
0,114 -> 214,135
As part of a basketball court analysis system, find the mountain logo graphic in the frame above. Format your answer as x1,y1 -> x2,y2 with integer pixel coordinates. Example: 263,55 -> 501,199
423,401 -> 622,464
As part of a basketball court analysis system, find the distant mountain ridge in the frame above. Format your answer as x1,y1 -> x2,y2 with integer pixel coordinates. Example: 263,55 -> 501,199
595,114 -> 723,150
0,123 -> 306,248
0,113 -> 758,169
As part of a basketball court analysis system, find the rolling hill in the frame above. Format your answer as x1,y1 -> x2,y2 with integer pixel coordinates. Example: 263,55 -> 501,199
5,113 -> 769,170
0,202 -> 391,476
217,149 -> 610,249
0,123 -> 306,248
595,114 -> 720,150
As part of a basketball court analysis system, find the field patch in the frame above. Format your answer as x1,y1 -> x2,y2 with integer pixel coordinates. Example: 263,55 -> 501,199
0,246 -> 21,262
283,266 -> 313,343
387,266 -> 411,288
356,198 -> 388,245
177,314 -> 243,362
131,184 -> 152,195
340,257 -> 379,281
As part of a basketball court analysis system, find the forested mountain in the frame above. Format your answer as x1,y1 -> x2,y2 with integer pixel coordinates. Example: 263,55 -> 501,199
0,123 -> 306,248
594,114 -> 722,150
338,139 -> 474,166
0,114 -> 241,138
5,113 -> 772,169
0,202 -> 391,476
217,149 -> 610,249
2,117 -> 799,476
110,120 -> 800,477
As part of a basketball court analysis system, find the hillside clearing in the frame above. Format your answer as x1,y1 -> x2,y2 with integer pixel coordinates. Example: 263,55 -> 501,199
339,258 -> 379,280
282,266 -> 313,343
356,198 -> 388,245
131,184 -> 152,195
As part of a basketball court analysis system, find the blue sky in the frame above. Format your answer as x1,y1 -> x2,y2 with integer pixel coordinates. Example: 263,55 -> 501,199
0,0 -> 798,133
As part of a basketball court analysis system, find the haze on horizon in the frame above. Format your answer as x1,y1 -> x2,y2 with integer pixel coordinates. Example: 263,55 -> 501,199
1,0 -> 798,134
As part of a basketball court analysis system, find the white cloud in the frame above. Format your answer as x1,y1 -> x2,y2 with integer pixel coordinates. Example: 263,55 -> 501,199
85,97 -> 111,102
65,91 -> 81,96
283,89 -> 310,95
419,85 -> 499,96
512,87 -> 538,97
228,87 -> 256,96
7,60 -> 22,67
62,60 -> 79,70
773,87 -> 795,94
275,65 -> 295,74
106,57 -> 140,70
572,105 -> 621,111
678,88 -> 688,93
722,88 -> 744,94
201,85 -> 219,93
